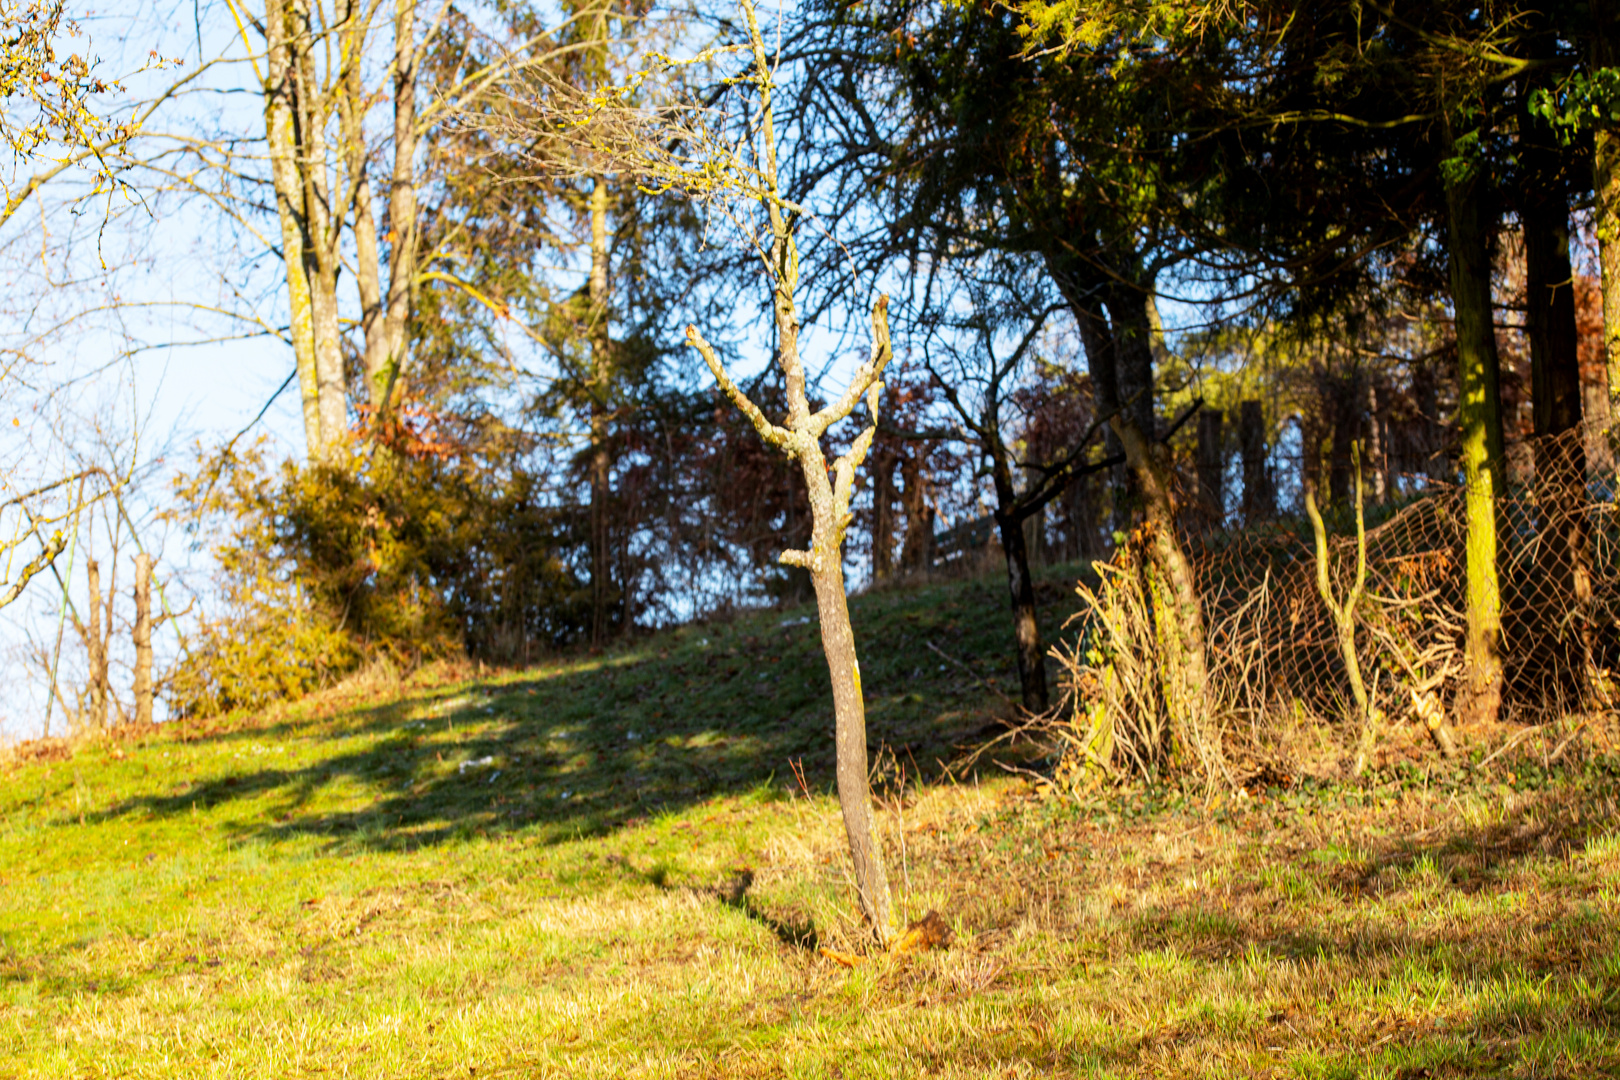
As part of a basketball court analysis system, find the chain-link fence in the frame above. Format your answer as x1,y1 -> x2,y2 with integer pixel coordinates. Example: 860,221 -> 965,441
1053,429 -> 1619,787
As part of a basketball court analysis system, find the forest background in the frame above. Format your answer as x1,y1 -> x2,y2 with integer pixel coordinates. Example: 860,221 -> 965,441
0,0 -> 1615,776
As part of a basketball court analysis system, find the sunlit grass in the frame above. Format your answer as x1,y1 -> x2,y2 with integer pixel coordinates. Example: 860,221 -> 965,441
2,565 -> 1620,1076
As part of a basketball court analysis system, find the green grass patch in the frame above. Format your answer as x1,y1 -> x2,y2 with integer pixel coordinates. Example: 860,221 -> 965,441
3,565 -> 1620,1077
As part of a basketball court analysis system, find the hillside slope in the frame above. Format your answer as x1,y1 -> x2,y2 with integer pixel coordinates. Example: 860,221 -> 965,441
4,565 -> 1620,1078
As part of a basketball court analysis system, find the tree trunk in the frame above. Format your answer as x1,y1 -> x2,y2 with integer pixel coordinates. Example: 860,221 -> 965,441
1238,399 -> 1273,522
133,554 -> 152,727
262,0 -> 324,460
1599,129 -> 1620,464
1363,379 -> 1388,504
1103,285 -> 1214,760
588,175 -> 613,646
1196,407 -> 1224,529
1523,98 -> 1592,697
1107,282 -> 1155,437
990,453 -> 1048,712
871,450 -> 898,580
86,558 -> 106,731
376,0 -> 419,418
1442,123 -> 1507,724
804,501 -> 892,936
898,453 -> 933,571
1328,370 -> 1356,504
1592,6 -> 1620,459
783,332 -> 892,942
338,0 -> 388,414
290,0 -> 347,458
1067,289 -> 1129,537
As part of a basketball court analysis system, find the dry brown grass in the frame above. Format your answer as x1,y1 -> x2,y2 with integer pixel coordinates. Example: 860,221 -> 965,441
3,573 -> 1618,1077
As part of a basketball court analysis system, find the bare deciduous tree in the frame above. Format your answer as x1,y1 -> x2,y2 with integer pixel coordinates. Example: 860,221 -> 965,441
646,0 -> 897,939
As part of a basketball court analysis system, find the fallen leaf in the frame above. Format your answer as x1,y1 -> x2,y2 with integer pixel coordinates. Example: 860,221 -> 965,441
889,910 -> 952,955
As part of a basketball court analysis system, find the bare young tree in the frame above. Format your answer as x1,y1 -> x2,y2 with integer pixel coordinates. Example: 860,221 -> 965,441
901,289 -> 1123,713
619,0 -> 897,939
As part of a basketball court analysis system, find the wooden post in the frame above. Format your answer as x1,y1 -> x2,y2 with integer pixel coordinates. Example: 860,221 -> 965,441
134,554 -> 153,727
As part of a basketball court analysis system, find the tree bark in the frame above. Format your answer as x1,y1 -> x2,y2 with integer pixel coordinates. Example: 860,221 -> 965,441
588,175 -> 614,646
1196,408 -> 1224,529
1238,399 -> 1273,522
1328,370 -> 1357,504
801,454 -> 892,937
338,0 -> 387,412
990,459 -> 1048,713
1068,288 -> 1128,536
898,453 -> 933,571
1524,156 -> 1586,449
1442,123 -> 1507,724
1107,282 -> 1156,437
263,0 -> 324,460
290,0 -> 347,456
1363,379 -> 1387,504
86,558 -> 106,731
133,554 -> 152,727
1522,92 -> 1592,695
376,0 -> 418,419
871,449 -> 898,580
1107,285 -> 1212,759
1592,4 -> 1620,458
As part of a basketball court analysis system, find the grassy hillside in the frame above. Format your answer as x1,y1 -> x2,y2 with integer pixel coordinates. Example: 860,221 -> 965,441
3,565 -> 1620,1077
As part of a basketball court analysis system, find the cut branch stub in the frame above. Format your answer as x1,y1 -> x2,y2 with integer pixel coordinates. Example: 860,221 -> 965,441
809,295 -> 892,436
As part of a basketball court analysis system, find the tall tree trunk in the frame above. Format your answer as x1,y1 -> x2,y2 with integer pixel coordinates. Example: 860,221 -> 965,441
1108,282 -> 1155,437
1104,284 -> 1214,760
86,558 -> 106,731
338,0 -> 387,413
898,453 -> 933,571
1363,379 -> 1388,504
1523,93 -> 1592,695
990,454 -> 1048,713
1592,4 -> 1620,458
1238,399 -> 1273,522
263,0 -> 323,460
290,0 -> 347,458
133,554 -> 153,727
1067,287 -> 1129,535
588,175 -> 613,646
1196,407 -> 1224,529
1442,123 -> 1507,724
377,0 -> 418,419
1328,370 -> 1356,504
871,450 -> 898,580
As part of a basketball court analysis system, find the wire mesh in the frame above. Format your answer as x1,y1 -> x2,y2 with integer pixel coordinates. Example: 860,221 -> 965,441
1056,428 -> 1619,786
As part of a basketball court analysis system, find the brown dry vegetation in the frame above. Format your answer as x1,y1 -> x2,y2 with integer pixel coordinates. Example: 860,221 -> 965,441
2,571 -> 1619,1077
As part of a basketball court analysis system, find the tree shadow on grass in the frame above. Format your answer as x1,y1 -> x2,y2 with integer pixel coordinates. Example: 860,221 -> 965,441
88,579 -> 1042,852
605,860 -> 821,951
1068,776 -> 1620,1074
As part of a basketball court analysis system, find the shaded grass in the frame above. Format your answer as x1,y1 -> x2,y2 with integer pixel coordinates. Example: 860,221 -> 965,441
2,565 -> 1619,1077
